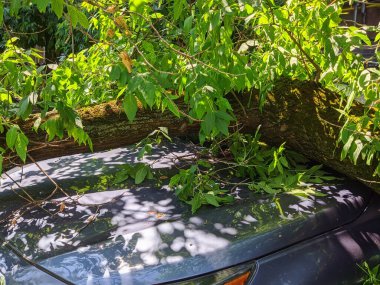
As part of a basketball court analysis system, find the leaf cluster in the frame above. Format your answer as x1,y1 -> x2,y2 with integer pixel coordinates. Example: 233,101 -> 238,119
168,129 -> 335,212
224,130 -> 335,195
169,162 -> 234,213
113,162 -> 154,185
359,262 -> 380,285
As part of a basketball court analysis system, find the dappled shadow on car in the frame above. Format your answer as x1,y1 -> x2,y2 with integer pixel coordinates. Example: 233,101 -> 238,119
0,140 -> 373,284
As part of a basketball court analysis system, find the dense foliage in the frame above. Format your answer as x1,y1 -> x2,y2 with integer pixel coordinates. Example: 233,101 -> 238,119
0,0 -> 379,208
359,262 -> 380,285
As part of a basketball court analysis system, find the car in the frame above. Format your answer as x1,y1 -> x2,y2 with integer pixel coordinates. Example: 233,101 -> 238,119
0,140 -> 379,285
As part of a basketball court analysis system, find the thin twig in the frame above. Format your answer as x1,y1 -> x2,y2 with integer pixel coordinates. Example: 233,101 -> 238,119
27,154 -> 72,199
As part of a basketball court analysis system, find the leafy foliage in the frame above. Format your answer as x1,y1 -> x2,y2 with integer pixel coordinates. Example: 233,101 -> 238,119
0,1 -> 379,191
135,127 -> 172,159
359,262 -> 380,285
169,162 -> 234,213
0,2 -> 92,58
112,127 -> 169,186
169,129 -> 334,212
220,130 -> 335,195
113,162 -> 154,185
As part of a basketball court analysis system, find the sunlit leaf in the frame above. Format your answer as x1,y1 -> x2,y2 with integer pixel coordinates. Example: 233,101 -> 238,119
51,0 -> 64,18
123,93 -> 138,122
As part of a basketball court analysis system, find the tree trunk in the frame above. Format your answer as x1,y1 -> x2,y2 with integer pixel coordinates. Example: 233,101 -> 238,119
2,78 -> 379,192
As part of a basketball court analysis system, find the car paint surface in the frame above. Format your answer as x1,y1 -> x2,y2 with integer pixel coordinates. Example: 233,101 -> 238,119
252,193 -> 380,285
0,141 -> 376,284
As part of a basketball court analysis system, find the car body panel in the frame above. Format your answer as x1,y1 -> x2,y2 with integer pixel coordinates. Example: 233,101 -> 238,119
0,240 -> 65,284
251,193 -> 380,285
0,141 -> 374,284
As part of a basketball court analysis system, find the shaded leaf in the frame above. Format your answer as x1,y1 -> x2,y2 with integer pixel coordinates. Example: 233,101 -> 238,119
135,166 -> 148,184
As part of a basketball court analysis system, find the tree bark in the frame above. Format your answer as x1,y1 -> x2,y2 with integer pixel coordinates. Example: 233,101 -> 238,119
2,78 -> 379,192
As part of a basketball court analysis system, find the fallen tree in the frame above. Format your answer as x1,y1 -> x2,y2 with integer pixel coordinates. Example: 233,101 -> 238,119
1,0 -> 379,197
3,78 -> 379,192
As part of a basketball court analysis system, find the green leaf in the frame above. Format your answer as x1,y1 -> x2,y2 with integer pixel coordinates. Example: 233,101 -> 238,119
276,161 -> 283,174
10,0 -> 21,16
190,193 -> 202,213
341,135 -> 354,160
352,139 -> 363,165
198,160 -> 211,168
215,116 -> 229,135
67,5 -> 78,28
169,173 -> 181,187
6,127 -> 18,149
17,97 -> 33,119
353,30 -> 372,46
158,126 -> 172,141
135,166 -> 148,184
51,0 -> 64,18
0,154 -> 3,174
183,15 -> 193,34
375,32 -> 380,43
321,18 -> 331,34
15,133 -> 29,162
128,75 -> 143,92
201,112 -> 215,135
285,174 -> 298,187
358,70 -> 371,90
138,143 -> 152,159
260,182 -> 281,194
310,177 -> 323,183
320,68 -> 334,83
142,41 -> 155,54
215,109 -> 232,126
173,0 -> 187,20
288,188 -> 327,198
205,194 -> 220,207
306,164 -> 323,175
36,0 -> 50,12
139,82 -> 155,108
119,70 -> 129,85
129,0 -> 150,13
113,170 -> 130,184
77,11 -> 90,29
375,163 -> 380,177
279,156 -> 289,168
43,118 -> 63,141
19,96 -> 30,113
366,148 -> 375,166
67,5 -> 89,28
215,111 -> 233,122
321,175 -> 336,181
163,98 -> 180,117
268,161 -> 276,174
340,126 -> 351,144
0,2 -> 4,25
110,65 -> 121,81
123,93 -> 138,122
